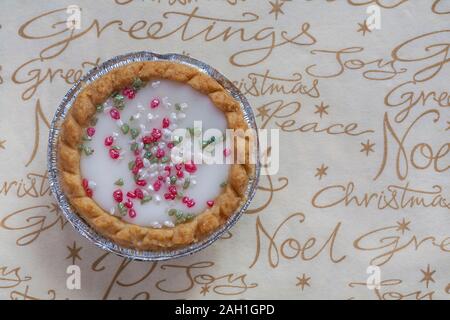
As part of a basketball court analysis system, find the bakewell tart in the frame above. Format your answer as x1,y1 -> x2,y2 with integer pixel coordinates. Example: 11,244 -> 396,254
58,61 -> 254,251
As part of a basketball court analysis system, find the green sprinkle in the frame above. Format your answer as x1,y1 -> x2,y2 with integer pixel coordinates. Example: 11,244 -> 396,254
150,158 -> 159,164
171,210 -> 195,225
144,151 -> 152,159
172,136 -> 183,146
84,146 -> 94,156
128,160 -> 135,170
82,134 -> 92,142
202,136 -> 217,149
176,191 -> 184,199
114,178 -> 124,186
183,178 -> 190,190
117,203 -> 127,216
141,196 -> 152,204
175,103 -> 181,111
220,182 -> 227,188
96,104 -> 104,113
114,93 -> 124,103
113,93 -> 125,109
130,128 -> 140,139
161,156 -> 169,163
111,145 -> 121,150
132,77 -> 144,90
131,142 -> 138,152
90,117 -> 98,126
78,144 -> 85,151
129,115 -> 134,122
121,123 -> 130,134
170,176 -> 177,184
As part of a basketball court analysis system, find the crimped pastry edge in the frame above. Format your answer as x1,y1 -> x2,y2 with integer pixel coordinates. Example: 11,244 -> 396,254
58,61 -> 254,250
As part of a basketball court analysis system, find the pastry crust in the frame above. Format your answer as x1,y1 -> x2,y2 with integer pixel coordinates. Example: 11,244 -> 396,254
58,61 -> 254,250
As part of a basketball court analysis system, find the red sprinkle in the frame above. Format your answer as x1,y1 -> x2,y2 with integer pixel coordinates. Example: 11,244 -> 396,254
127,191 -> 136,199
207,200 -> 214,208
155,148 -> 165,158
151,128 -> 162,140
168,185 -> 177,195
150,98 -> 160,108
142,136 -> 154,144
104,136 -> 114,146
86,127 -> 96,137
167,142 -> 174,149
125,199 -> 134,209
223,148 -> 231,157
164,193 -> 175,200
113,189 -> 123,203
136,179 -> 147,187
184,161 -> 197,173
186,199 -> 196,208
110,108 -> 120,120
182,196 -> 190,204
134,188 -> 144,200
85,188 -> 93,197
128,208 -> 137,218
109,148 -> 120,159
176,170 -> 184,178
82,178 -> 89,189
135,157 -> 144,169
162,117 -> 170,128
158,175 -> 164,181
132,165 -> 140,175
153,180 -> 162,191
175,163 -> 183,171
122,87 -> 136,99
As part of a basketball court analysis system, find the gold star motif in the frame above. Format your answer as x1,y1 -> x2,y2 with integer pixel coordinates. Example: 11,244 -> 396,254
314,102 -> 329,118
0,140 -> 6,150
296,274 -> 311,291
256,105 -> 271,122
420,264 -> 436,288
396,218 -> 411,235
268,0 -> 289,20
360,140 -> 375,156
357,20 -> 372,36
200,284 -> 210,296
66,241 -> 82,265
50,202 -> 59,213
315,164 -> 328,180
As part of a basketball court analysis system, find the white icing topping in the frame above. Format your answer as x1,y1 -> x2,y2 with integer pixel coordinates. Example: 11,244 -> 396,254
80,79 -> 230,227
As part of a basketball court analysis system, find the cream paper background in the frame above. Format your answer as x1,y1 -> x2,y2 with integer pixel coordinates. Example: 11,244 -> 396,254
0,0 -> 449,300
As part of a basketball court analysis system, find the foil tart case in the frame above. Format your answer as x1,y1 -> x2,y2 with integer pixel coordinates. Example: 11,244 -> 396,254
47,52 -> 261,261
